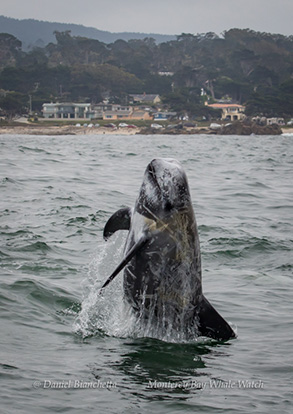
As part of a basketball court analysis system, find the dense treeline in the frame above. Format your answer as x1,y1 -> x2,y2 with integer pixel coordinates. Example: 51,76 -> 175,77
0,29 -> 293,118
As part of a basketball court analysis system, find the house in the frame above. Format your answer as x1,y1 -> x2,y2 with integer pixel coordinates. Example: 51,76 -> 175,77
158,71 -> 174,76
43,102 -> 153,121
42,103 -> 92,119
103,107 -> 132,120
153,111 -> 177,121
129,94 -> 161,105
91,103 -> 112,119
206,103 -> 246,121
103,106 -> 152,121
130,110 -> 153,121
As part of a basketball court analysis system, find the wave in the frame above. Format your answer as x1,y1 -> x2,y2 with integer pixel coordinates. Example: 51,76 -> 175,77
18,145 -> 52,155
205,235 -> 289,255
5,278 -> 79,311
0,177 -> 24,186
15,241 -> 53,253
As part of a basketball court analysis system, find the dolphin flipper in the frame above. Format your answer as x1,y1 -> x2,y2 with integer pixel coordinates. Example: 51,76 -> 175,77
100,236 -> 149,292
103,208 -> 132,240
197,296 -> 236,341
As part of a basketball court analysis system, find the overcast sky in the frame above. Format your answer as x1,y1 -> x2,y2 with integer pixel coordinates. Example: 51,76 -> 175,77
1,0 -> 293,36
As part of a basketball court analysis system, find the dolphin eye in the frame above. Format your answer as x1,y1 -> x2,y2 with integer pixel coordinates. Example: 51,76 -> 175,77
165,201 -> 173,211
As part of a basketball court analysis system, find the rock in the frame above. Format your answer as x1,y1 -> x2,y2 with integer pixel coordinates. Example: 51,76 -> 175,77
216,120 -> 282,135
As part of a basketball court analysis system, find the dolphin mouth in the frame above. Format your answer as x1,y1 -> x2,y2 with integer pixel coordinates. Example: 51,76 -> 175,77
148,163 -> 156,177
147,163 -> 162,194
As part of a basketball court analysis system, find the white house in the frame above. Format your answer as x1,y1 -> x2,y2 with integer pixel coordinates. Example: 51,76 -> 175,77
42,103 -> 92,119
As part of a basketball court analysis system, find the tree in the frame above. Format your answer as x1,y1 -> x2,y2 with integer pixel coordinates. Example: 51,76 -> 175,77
143,74 -> 172,94
214,77 -> 252,103
162,88 -> 202,118
0,92 -> 26,119
0,27 -> 292,115
17,48 -> 48,67
70,64 -> 142,101
0,33 -> 22,68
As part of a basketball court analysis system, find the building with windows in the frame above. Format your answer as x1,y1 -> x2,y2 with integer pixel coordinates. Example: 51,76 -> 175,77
103,108 -> 132,120
103,106 -> 152,121
153,111 -> 177,121
206,103 -> 246,121
43,101 -> 155,121
42,103 -> 92,119
129,94 -> 161,105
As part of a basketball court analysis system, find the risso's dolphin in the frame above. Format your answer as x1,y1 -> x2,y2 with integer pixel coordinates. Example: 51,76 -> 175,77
101,158 -> 236,341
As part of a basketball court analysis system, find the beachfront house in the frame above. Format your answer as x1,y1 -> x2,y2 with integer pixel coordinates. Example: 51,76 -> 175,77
42,102 -> 153,121
153,111 -> 177,121
103,105 -> 132,120
42,103 -> 92,119
90,103 -> 112,119
130,110 -> 153,121
103,106 -> 152,121
206,103 -> 246,121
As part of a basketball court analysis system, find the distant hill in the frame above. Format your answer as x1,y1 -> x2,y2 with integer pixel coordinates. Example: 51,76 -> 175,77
0,15 -> 176,49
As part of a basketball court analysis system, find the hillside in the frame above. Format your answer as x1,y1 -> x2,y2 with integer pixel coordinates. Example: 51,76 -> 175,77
0,26 -> 292,120
0,15 -> 176,50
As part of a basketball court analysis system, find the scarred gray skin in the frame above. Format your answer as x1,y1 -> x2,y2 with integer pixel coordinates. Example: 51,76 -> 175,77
103,158 -> 236,340
124,159 -> 201,325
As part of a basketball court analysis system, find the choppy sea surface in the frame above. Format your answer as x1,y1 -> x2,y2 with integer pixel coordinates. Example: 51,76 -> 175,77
0,133 -> 292,414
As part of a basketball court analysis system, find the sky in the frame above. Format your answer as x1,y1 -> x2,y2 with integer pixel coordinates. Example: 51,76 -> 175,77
1,0 -> 293,36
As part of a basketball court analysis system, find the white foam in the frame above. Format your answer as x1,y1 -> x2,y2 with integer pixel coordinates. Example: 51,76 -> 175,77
73,232 -> 201,343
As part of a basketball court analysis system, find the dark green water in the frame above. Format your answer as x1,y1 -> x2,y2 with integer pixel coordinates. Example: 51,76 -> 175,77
0,134 -> 292,413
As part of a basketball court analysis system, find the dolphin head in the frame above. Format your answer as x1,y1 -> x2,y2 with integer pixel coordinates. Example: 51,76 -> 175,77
136,158 -> 192,219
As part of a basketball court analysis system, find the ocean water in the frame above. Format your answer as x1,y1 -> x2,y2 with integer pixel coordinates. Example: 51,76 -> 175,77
0,133 -> 292,414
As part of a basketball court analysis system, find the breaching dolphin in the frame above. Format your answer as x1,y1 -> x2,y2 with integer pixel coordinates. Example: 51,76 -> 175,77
101,158 -> 235,341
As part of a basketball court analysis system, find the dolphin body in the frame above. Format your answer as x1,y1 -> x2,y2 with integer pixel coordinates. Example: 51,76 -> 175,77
102,158 -> 235,341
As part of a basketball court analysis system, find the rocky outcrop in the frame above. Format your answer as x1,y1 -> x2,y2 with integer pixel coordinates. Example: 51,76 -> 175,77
216,120 -> 282,135
139,126 -> 213,135
140,120 -> 283,136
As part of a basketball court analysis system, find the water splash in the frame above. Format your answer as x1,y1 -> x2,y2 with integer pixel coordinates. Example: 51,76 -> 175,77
73,232 -> 130,337
73,233 -> 203,343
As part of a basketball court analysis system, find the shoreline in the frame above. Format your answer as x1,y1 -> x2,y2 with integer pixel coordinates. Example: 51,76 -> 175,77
0,124 -> 292,136
0,125 -> 139,136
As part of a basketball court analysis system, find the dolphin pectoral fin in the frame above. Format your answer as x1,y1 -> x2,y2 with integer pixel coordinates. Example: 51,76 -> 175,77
100,236 -> 149,292
103,207 -> 132,240
197,296 -> 236,341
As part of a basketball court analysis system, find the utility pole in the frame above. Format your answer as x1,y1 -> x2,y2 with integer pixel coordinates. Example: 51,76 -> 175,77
28,95 -> 32,115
